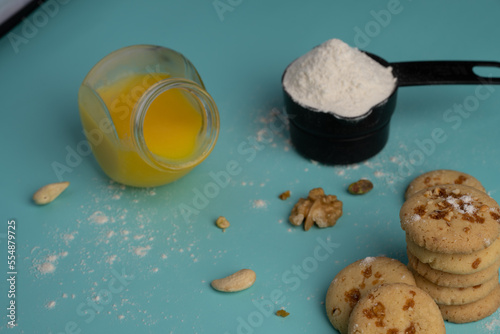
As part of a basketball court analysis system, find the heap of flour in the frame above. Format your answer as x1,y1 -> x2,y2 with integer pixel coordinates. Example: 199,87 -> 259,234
283,39 -> 396,118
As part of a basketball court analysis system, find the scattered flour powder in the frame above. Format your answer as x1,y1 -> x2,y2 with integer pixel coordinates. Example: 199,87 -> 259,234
360,256 -> 376,266
88,211 -> 109,224
45,300 -> 56,309
38,261 -> 56,274
283,38 -> 396,118
252,199 -> 268,209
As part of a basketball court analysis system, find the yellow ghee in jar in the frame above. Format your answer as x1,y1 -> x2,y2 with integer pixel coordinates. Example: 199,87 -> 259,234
79,73 -> 205,187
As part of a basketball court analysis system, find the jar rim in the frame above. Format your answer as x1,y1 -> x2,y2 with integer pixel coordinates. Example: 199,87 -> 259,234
132,78 -> 220,171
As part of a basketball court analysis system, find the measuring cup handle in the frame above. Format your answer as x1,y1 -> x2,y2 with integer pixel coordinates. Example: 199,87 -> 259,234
391,61 -> 500,87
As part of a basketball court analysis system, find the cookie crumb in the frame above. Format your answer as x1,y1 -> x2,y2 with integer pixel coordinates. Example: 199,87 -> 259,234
215,216 -> 230,231
276,309 -> 290,317
279,190 -> 291,200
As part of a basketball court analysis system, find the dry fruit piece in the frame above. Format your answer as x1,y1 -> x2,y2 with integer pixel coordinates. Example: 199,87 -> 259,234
279,190 -> 291,200
348,179 -> 373,195
33,181 -> 70,205
289,188 -> 343,231
211,269 -> 256,292
276,309 -> 290,317
215,216 -> 230,231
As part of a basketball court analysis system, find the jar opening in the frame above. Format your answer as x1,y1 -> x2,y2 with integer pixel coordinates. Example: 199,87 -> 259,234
133,78 -> 219,171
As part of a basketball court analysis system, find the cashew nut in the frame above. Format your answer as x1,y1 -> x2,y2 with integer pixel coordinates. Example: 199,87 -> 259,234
211,269 -> 256,292
33,181 -> 70,205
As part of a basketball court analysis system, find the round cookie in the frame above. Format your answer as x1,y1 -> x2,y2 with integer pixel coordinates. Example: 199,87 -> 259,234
348,283 -> 446,334
400,184 -> 500,254
406,235 -> 500,274
407,250 -> 500,288
439,283 -> 500,323
405,169 -> 486,199
412,269 -> 499,305
325,257 -> 416,334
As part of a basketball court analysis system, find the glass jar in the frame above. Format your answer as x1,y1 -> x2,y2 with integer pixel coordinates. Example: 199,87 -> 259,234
78,45 -> 219,187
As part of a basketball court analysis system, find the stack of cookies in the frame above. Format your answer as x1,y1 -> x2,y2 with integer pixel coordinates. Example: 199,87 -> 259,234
401,170 -> 500,323
325,256 -> 446,333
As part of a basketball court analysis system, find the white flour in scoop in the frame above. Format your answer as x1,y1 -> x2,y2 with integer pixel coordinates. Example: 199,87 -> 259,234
283,39 -> 396,118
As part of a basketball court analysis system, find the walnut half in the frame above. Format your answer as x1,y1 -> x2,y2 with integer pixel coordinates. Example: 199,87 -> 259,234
289,188 -> 343,231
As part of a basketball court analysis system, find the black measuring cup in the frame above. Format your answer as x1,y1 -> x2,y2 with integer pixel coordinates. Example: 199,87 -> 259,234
282,53 -> 500,165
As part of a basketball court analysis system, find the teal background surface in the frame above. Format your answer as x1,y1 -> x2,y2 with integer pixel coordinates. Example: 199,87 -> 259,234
1,0 -> 500,333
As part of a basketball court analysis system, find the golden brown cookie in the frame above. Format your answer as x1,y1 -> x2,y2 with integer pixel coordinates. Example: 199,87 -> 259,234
400,184 -> 500,254
325,257 -> 416,334
348,283 -> 446,334
407,250 -> 500,288
406,235 -> 500,274
405,169 -> 486,199
412,269 -> 499,305
439,283 -> 500,323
